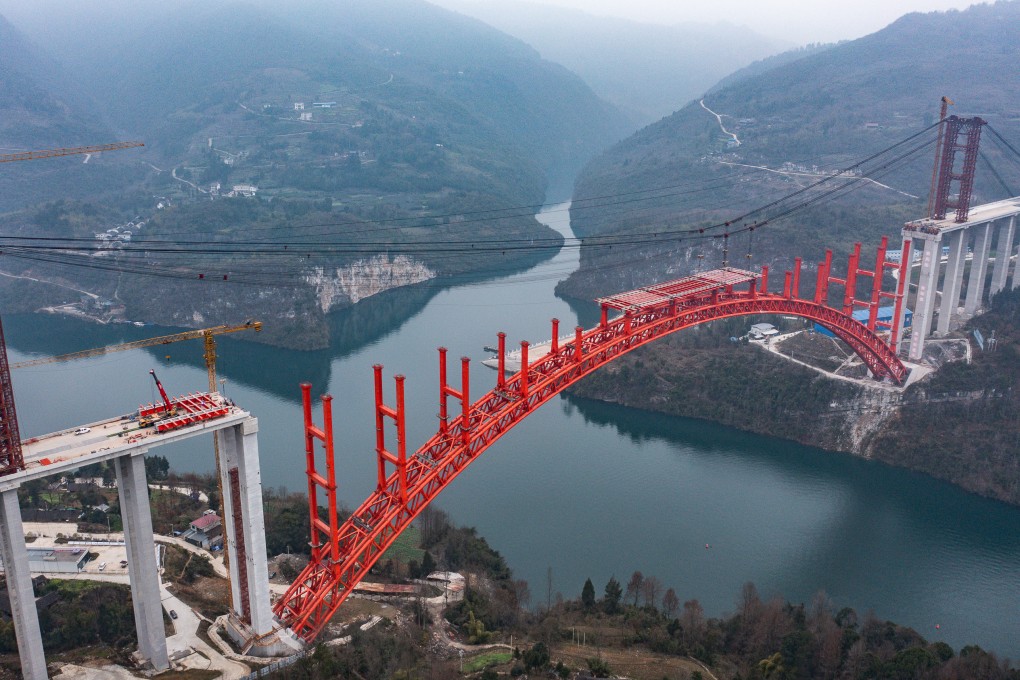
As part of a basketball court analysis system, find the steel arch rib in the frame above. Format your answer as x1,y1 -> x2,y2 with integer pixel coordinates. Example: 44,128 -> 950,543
273,291 -> 906,642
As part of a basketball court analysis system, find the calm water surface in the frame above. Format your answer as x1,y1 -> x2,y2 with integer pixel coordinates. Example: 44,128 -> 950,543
7,202 -> 1019,657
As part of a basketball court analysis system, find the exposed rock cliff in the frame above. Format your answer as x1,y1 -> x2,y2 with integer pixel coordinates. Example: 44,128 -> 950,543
304,255 -> 436,312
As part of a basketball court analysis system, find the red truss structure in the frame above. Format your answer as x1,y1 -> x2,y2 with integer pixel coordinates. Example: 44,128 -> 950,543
274,243 -> 910,643
0,317 -> 24,476
933,115 -> 986,223
138,393 -> 231,432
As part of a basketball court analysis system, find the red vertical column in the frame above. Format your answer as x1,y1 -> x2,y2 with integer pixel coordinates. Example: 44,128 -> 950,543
843,243 -> 861,315
868,236 -> 889,331
761,266 -> 769,294
373,366 -> 386,492
300,383 -> 339,564
301,383 -> 320,559
520,341 -> 530,404
497,333 -> 506,389
551,319 -> 559,353
438,348 -> 449,434
792,257 -> 802,299
783,271 -> 792,299
394,376 -> 407,504
822,250 -> 833,306
321,394 -> 339,565
574,326 -> 584,363
460,358 -> 471,445
890,238 -> 912,355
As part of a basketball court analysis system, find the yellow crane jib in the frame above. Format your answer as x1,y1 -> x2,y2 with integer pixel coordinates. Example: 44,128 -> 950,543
10,320 -> 262,370
0,141 -> 144,163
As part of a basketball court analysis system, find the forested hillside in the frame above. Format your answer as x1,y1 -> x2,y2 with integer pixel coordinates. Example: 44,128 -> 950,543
562,1 -> 1020,300
0,0 -> 629,348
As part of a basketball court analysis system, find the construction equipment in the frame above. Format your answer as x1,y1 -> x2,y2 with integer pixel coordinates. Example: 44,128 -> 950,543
139,369 -> 175,427
11,320 -> 260,612
0,141 -> 144,164
12,321 -> 262,372
926,96 -> 954,219
150,369 -> 173,413
0,140 -> 145,476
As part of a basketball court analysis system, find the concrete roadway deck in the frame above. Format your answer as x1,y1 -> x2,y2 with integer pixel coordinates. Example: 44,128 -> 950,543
2,396 -> 250,491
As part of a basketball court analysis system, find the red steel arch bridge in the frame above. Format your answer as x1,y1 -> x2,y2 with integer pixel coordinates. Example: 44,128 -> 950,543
274,237 -> 912,643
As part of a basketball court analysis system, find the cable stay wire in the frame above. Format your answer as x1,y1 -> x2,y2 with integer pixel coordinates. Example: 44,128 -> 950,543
0,124 -> 943,292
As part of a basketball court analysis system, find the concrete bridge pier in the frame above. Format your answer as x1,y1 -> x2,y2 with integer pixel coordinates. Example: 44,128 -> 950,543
216,418 -> 297,655
908,235 -> 942,361
0,487 -> 47,680
963,221 -> 994,317
115,451 -> 170,670
1013,221 -> 1020,291
936,229 -> 967,336
990,215 -> 1016,296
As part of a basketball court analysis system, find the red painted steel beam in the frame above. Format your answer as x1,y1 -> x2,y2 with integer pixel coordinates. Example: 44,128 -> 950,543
273,281 -> 909,643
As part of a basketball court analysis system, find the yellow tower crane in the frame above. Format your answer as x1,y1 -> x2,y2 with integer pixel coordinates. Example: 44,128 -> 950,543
0,141 -> 144,163
12,320 -> 262,392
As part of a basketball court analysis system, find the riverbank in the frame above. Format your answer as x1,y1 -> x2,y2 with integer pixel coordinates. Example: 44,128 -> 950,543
567,286 -> 1020,507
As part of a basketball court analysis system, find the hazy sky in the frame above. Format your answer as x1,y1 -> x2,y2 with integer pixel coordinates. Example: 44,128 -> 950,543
434,0 -> 983,43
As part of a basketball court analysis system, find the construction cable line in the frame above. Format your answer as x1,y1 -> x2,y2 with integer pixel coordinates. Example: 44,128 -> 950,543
0,125 -> 946,288
3,133 -> 937,271
2,123 -> 942,251
0,133 -> 938,258
986,125 -> 1020,164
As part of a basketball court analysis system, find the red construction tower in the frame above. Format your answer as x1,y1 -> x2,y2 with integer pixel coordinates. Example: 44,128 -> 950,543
0,319 -> 24,476
932,115 -> 986,223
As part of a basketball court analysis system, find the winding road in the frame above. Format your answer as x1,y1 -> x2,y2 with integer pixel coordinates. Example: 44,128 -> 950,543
700,99 -> 740,147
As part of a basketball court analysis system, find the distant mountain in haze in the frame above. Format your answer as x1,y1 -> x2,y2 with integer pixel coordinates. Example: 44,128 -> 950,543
434,0 -> 789,125
8,0 -> 628,193
561,1 -> 1020,298
0,15 -> 137,210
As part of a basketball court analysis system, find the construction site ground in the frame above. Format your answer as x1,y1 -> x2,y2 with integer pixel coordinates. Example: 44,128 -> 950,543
749,329 -> 964,390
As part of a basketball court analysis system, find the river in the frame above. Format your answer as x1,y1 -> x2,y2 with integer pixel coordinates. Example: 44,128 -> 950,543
6,202 -> 1020,658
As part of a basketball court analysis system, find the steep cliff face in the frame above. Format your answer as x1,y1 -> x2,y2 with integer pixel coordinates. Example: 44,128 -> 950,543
304,255 -> 436,312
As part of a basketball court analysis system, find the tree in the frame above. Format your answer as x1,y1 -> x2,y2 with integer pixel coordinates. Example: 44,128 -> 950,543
144,454 -> 170,481
417,504 -> 451,548
207,489 -> 220,514
603,576 -> 622,614
641,575 -> 662,609
625,570 -> 644,606
514,579 -> 531,610
586,657 -> 611,678
680,599 -> 705,649
581,578 -> 596,610
662,588 -> 680,618
523,642 -> 550,671
421,550 -> 436,577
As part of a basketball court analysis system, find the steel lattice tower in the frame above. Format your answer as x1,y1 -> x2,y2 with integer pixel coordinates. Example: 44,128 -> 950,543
0,317 -> 25,475
933,115 -> 986,223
